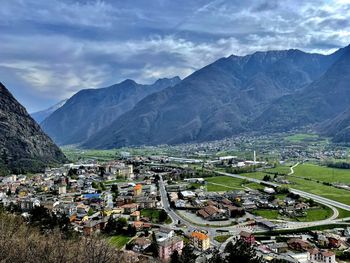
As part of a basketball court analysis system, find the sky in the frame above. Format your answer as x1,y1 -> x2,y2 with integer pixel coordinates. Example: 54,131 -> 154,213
1,0 -> 350,112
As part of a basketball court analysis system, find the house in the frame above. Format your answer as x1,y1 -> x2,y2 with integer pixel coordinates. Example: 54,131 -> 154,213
307,248 -> 337,263
130,211 -> 140,221
134,184 -> 142,197
197,205 -> 228,221
239,231 -> 255,245
287,238 -> 312,251
121,203 -> 139,214
264,187 -> 275,194
156,227 -> 175,242
19,197 -> 40,211
180,191 -> 196,200
269,242 -> 288,253
132,237 -> 152,252
191,231 -> 210,251
158,236 -> 184,262
83,218 -> 108,236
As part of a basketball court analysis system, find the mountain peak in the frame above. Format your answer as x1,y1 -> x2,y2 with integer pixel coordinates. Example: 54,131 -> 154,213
154,76 -> 181,85
121,79 -> 138,85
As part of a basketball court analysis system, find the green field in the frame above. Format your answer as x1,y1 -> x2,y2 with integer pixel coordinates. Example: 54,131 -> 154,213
224,165 -> 350,206
109,235 -> 131,249
62,148 -> 118,162
205,176 -> 246,192
253,209 -> 279,220
287,176 -> 350,205
297,207 -> 333,222
337,208 -> 350,219
284,133 -> 321,143
214,235 -> 232,243
293,163 -> 350,184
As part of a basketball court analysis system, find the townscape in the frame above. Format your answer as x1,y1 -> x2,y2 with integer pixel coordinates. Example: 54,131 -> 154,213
2,138 -> 350,262
1,1 -> 350,262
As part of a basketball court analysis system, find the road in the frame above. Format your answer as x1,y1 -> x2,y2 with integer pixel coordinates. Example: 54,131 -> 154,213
158,170 -> 350,249
288,162 -> 300,175
215,170 -> 350,211
158,174 -> 221,247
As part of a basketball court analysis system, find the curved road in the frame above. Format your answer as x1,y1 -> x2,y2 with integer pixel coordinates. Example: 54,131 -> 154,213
214,170 -> 350,211
158,170 -> 350,248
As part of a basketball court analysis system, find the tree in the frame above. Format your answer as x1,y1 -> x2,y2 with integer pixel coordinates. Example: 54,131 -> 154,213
209,249 -> 223,263
103,217 -> 117,235
126,224 -> 136,237
179,245 -> 196,263
100,182 -> 106,191
170,250 -> 180,263
87,208 -> 94,216
224,240 -> 263,263
111,184 -> 119,198
263,175 -> 271,182
159,209 -> 168,222
149,232 -> 159,258
91,182 -> 98,189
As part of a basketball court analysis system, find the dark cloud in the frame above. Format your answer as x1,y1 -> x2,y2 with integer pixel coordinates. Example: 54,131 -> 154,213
0,0 -> 349,112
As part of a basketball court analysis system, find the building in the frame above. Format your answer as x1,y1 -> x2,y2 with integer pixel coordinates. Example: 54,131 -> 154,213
239,231 -> 255,245
130,210 -> 140,221
132,237 -> 152,253
307,248 -> 337,263
156,227 -> 175,242
58,185 -> 67,195
134,184 -> 142,197
191,231 -> 210,251
120,203 -> 139,214
287,238 -> 312,251
158,236 -> 184,262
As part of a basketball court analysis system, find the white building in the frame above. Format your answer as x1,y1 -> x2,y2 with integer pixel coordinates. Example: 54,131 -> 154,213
307,249 -> 337,263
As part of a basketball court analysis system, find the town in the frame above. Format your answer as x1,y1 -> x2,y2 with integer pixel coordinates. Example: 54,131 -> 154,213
1,145 -> 350,263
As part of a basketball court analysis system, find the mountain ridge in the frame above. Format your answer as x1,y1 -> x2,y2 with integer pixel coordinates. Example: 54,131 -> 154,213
83,47 -> 344,149
41,76 -> 181,146
0,83 -> 67,174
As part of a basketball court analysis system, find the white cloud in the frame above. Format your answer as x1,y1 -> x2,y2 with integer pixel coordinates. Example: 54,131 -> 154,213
1,0 -> 350,111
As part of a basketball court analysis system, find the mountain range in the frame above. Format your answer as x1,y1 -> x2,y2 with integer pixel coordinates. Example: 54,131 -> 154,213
41,77 -> 181,145
0,83 -> 66,174
37,45 -> 350,149
31,99 -> 67,123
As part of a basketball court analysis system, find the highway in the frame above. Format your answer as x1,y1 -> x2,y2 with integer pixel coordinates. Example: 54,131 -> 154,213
158,170 -> 350,249
215,170 -> 350,211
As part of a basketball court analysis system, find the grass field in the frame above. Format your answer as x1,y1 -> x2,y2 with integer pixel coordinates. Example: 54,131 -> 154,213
337,208 -> 350,219
205,176 -> 246,192
109,235 -> 131,249
214,235 -> 232,243
253,209 -> 279,220
287,176 -> 350,205
293,163 -> 350,184
62,148 -> 118,162
296,207 -> 333,222
284,133 -> 321,143
226,165 -> 350,206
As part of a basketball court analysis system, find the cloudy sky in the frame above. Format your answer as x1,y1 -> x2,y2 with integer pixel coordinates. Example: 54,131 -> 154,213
1,0 -> 349,112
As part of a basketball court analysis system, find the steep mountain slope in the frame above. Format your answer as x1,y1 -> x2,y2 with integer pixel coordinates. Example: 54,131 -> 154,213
0,83 -> 66,174
84,49 -> 340,149
31,99 -> 67,123
320,109 -> 350,143
252,45 -> 350,132
41,77 -> 181,145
